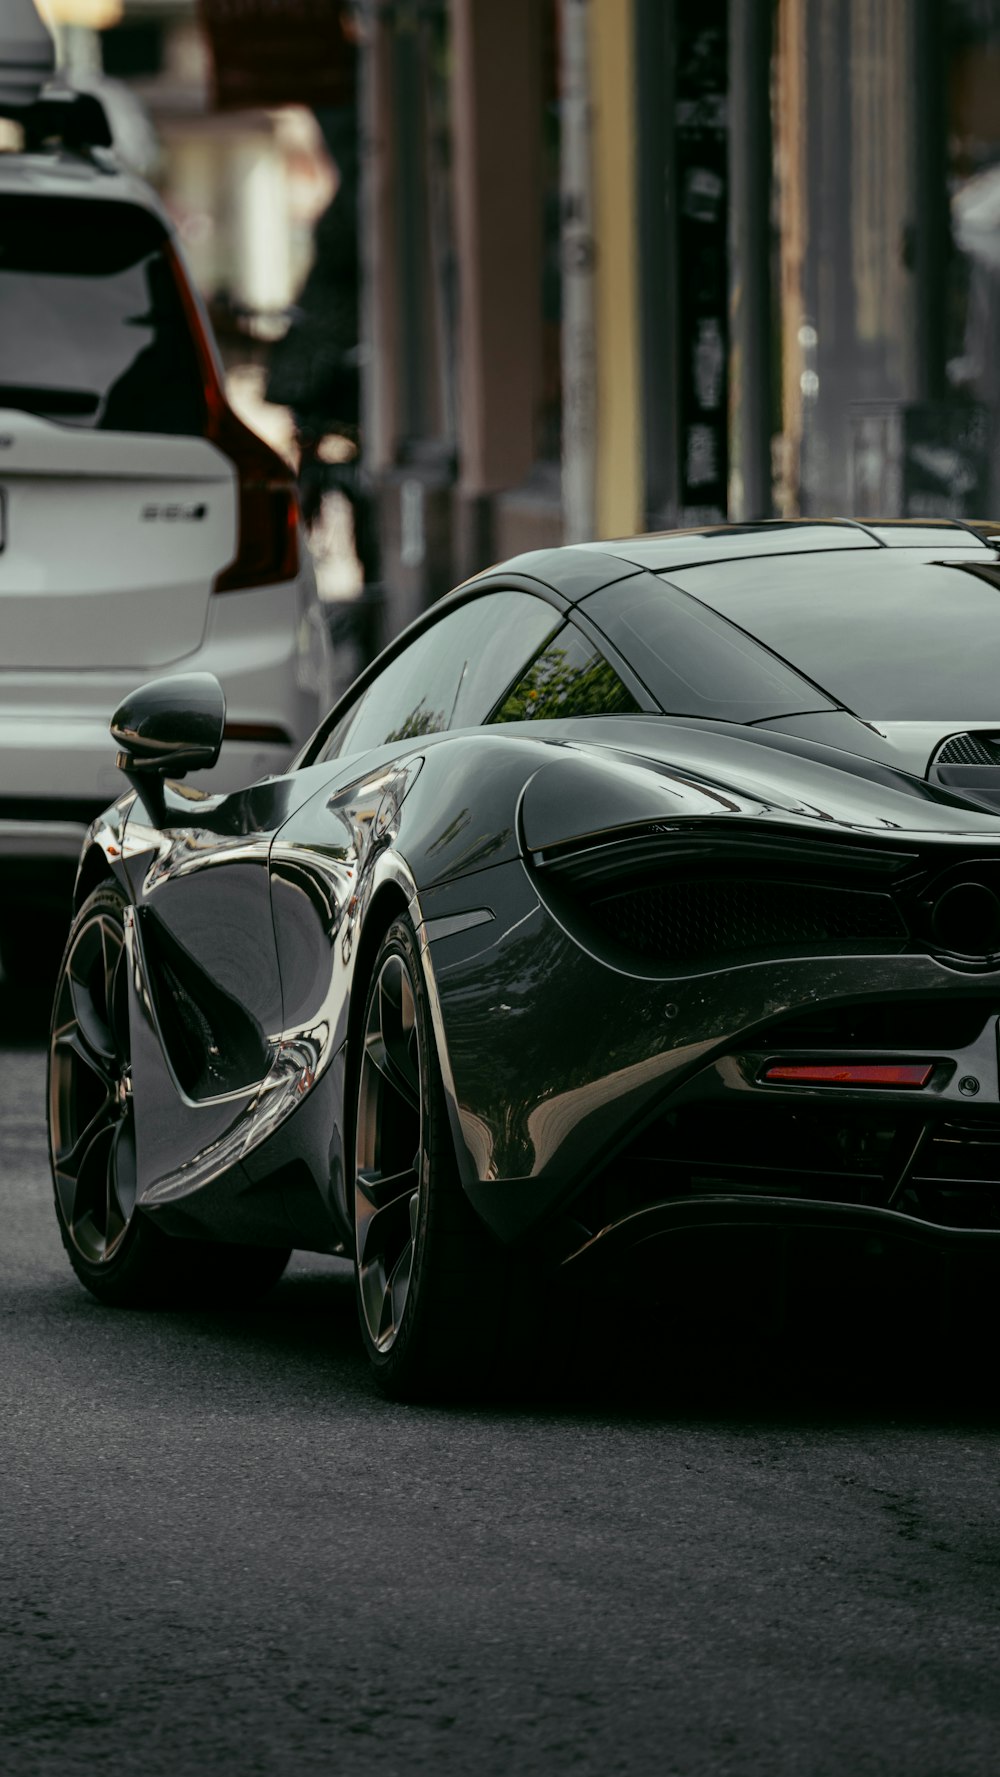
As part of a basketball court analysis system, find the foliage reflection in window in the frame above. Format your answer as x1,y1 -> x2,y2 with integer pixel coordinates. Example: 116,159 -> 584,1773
490,625 -> 638,724
385,700 -> 447,742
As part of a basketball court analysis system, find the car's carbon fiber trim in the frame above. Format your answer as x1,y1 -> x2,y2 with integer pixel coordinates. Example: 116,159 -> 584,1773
934,732 -> 1000,767
587,875 -> 905,966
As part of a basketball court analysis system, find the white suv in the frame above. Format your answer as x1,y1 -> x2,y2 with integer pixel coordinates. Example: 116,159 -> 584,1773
0,101 -> 333,971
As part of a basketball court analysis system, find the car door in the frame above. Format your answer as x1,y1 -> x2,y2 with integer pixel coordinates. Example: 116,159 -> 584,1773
120,773 -> 318,1200
266,588 -> 571,1229
271,585 -> 570,1004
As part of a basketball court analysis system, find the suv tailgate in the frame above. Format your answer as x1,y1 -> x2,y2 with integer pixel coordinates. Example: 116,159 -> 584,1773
0,410 -> 235,668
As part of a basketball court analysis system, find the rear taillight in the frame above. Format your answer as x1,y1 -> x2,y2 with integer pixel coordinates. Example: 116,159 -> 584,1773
166,240 -> 300,592
209,405 -> 300,592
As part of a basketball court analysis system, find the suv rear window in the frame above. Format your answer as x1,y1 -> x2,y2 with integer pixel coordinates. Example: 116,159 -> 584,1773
0,196 -> 206,435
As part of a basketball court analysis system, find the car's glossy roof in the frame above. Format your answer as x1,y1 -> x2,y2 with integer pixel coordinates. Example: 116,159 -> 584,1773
485,519 -> 999,601
303,518 -> 1000,765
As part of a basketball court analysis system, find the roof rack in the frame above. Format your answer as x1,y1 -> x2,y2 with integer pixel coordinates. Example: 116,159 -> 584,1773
0,3 -> 111,153
20,85 -> 114,152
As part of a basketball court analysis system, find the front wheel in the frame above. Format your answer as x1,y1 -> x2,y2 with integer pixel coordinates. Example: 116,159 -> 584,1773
353,915 -> 513,1399
48,881 -> 290,1308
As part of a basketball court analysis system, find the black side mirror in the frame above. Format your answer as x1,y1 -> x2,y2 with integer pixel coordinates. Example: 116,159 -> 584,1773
112,673 -> 226,823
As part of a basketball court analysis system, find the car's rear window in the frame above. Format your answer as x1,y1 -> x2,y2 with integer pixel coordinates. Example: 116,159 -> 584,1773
0,196 -> 206,435
664,552 -> 1000,720
583,574 -> 836,723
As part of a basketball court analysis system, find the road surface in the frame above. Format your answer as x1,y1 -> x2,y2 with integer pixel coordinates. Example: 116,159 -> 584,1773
1,984 -> 998,1775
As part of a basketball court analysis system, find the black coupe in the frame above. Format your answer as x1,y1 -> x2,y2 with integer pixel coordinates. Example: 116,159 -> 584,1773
48,520 -> 1000,1393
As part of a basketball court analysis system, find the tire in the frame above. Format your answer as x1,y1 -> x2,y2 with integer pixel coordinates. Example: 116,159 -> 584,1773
2,906 -> 70,992
352,914 -> 516,1399
48,881 -> 291,1309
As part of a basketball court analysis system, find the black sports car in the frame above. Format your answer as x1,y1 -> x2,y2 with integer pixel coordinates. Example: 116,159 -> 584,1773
48,520 -> 1000,1393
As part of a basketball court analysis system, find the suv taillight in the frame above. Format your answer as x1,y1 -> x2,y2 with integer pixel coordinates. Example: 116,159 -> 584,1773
167,240 -> 300,592
208,405 -> 300,592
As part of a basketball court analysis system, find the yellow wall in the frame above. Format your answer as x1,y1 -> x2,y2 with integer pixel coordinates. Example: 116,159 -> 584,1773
40,1 -> 122,25
590,0 -> 643,538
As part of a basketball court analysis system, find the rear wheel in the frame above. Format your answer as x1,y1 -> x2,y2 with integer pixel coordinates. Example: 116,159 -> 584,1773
2,905 -> 70,996
48,882 -> 290,1307
353,914 -> 514,1399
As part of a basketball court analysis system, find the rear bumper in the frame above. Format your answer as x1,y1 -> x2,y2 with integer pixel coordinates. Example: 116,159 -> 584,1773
0,577 -> 332,810
0,818 -> 91,862
422,859 -> 1000,1247
561,1192 -> 1000,1279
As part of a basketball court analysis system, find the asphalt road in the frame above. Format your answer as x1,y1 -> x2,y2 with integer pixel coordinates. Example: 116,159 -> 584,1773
2,983 -> 1000,1777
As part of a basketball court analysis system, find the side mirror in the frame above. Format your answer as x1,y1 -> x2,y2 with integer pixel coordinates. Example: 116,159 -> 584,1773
111,673 -> 226,822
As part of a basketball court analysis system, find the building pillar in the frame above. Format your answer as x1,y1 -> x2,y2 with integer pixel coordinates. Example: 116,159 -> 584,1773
910,0 -> 947,405
560,0 -> 597,544
358,2 -> 399,477
590,0 -> 643,538
635,0 -> 678,530
776,0 -> 930,515
360,1 -> 454,639
451,0 -> 544,569
674,2 -> 729,523
728,0 -> 772,520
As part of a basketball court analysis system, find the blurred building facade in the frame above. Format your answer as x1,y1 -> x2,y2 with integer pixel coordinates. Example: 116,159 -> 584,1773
50,3 -> 335,421
54,0 -> 1000,646
351,0 -> 1000,641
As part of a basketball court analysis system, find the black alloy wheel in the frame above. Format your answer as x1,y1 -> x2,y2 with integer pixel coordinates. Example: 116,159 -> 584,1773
353,914 -> 514,1398
49,882 -> 291,1307
355,943 -> 424,1356
49,884 -> 139,1277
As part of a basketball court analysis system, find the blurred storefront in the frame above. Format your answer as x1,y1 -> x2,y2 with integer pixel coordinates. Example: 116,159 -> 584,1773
50,0 -> 1000,646
351,0 -> 983,639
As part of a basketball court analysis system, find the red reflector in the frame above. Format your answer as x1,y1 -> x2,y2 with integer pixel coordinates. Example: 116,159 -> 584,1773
762,1062 -> 933,1088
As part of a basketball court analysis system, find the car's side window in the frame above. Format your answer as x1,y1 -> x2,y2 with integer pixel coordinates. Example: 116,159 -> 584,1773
487,620 -> 639,724
316,590 -> 562,763
446,593 -> 564,726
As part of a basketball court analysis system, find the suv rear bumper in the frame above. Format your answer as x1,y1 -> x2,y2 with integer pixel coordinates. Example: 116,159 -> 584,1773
0,713 -> 297,802
0,818 -> 94,862
0,577 -> 333,827
0,731 -> 294,909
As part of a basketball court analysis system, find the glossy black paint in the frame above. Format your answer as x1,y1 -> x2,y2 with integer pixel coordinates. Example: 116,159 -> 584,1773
70,522 -> 1000,1279
111,673 -> 226,776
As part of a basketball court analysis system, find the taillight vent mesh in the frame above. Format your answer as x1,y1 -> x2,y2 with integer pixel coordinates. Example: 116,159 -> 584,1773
589,876 -> 904,965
